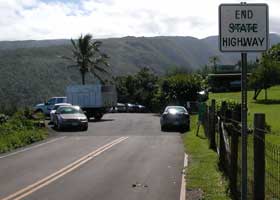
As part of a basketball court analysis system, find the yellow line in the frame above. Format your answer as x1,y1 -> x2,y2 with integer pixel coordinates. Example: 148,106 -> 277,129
1,136 -> 128,200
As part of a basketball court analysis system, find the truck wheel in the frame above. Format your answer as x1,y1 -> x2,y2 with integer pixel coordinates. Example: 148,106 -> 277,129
93,113 -> 103,121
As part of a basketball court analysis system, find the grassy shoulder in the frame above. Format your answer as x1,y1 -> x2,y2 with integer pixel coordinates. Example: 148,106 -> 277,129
209,85 -> 280,145
183,115 -> 230,200
0,111 -> 48,153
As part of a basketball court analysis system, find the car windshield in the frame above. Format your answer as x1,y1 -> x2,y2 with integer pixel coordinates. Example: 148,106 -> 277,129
59,107 -> 83,114
166,107 -> 186,113
57,98 -> 67,103
53,105 -> 60,110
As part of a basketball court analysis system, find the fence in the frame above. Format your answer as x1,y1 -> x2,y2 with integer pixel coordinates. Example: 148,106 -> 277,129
201,100 -> 280,200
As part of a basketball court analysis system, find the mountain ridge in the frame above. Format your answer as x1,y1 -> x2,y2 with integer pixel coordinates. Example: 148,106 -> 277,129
0,34 -> 280,110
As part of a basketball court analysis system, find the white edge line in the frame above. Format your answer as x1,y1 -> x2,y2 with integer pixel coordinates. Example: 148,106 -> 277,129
180,153 -> 188,200
0,137 -> 66,159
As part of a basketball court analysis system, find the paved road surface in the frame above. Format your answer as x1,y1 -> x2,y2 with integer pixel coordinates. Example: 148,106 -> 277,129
0,113 -> 185,200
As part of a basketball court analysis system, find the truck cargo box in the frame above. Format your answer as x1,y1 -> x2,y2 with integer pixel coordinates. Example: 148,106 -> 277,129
66,85 -> 117,108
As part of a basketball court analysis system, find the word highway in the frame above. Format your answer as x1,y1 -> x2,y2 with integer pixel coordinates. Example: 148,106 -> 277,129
222,9 -> 265,48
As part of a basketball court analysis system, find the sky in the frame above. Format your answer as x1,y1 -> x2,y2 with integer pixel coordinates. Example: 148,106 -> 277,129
0,0 -> 280,41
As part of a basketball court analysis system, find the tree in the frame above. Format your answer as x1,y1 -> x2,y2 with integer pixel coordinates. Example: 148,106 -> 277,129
209,56 -> 220,73
249,44 -> 280,100
160,74 -> 202,108
114,67 -> 158,110
67,34 -> 110,85
250,58 -> 280,100
263,43 -> 280,62
197,64 -> 211,78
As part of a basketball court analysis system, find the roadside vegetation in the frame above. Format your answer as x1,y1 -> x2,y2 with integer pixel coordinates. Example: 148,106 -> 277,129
209,85 -> 280,145
115,67 -> 204,112
0,109 -> 47,153
183,115 -> 230,200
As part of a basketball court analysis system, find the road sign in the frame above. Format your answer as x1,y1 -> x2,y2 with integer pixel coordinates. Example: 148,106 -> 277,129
219,3 -> 269,199
219,3 -> 269,52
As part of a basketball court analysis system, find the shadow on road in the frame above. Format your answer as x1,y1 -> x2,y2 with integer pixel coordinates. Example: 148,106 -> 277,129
161,128 -> 188,134
88,119 -> 115,123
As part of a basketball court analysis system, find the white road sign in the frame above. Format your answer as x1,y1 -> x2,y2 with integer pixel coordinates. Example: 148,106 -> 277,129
219,3 -> 269,52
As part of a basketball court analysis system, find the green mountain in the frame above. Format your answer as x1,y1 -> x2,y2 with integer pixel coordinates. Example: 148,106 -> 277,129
0,34 -> 279,112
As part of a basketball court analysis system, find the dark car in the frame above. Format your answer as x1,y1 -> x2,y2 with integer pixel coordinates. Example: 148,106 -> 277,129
126,103 -> 138,112
54,105 -> 88,131
160,106 -> 190,132
136,104 -> 147,113
116,103 -> 127,112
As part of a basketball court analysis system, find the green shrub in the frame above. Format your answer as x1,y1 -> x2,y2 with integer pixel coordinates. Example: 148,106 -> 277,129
0,114 -> 9,124
0,109 -> 48,153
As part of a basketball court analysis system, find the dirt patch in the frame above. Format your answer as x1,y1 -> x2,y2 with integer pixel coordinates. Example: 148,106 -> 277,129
186,188 -> 204,200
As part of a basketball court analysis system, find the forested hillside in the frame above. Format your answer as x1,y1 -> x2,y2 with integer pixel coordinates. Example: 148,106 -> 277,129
0,34 -> 279,112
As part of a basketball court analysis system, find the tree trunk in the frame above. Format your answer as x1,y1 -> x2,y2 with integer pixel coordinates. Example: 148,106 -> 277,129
253,88 -> 262,100
265,89 -> 267,100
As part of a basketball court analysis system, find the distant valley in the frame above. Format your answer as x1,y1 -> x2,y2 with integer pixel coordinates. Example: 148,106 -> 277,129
0,34 -> 279,111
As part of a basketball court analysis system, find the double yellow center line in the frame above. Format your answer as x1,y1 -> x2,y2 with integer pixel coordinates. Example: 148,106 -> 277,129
1,136 -> 129,200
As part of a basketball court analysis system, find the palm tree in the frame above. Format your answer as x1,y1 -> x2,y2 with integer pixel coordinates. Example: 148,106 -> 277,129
66,34 -> 110,85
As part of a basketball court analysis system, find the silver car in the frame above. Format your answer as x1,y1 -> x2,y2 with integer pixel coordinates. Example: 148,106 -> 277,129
160,106 -> 190,132
54,105 -> 88,131
49,103 -> 72,124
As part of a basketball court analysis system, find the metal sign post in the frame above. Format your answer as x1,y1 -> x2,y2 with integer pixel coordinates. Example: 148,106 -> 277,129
241,52 -> 248,199
219,3 -> 268,199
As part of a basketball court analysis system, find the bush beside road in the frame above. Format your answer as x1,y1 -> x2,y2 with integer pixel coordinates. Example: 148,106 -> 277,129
0,110 -> 48,153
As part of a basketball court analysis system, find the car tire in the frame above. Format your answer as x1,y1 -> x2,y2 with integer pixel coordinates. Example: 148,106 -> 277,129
81,125 -> 88,131
57,122 -> 62,131
53,120 -> 57,128
181,125 -> 190,133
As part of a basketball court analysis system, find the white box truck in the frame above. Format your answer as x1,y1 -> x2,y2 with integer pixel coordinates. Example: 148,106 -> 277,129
66,84 -> 117,120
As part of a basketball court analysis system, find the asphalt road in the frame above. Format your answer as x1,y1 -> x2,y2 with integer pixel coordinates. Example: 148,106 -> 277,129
0,113 -> 185,200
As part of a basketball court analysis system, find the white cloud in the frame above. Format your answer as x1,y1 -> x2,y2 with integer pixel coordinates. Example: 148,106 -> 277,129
0,0 -> 279,41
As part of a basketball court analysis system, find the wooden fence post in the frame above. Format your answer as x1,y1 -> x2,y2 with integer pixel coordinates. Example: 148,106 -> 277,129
209,99 -> 216,150
253,113 -> 265,200
219,101 -> 227,166
221,101 -> 227,121
204,105 -> 209,138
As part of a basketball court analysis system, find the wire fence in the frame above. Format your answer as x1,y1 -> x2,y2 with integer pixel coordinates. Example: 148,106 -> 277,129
201,100 -> 280,200
265,141 -> 280,199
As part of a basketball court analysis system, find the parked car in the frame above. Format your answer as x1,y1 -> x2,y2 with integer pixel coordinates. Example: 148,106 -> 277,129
53,105 -> 88,131
34,97 -> 67,116
109,103 -> 127,113
49,103 -> 72,124
137,104 -> 146,113
126,103 -> 138,112
160,106 -> 190,132
116,103 -> 127,112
